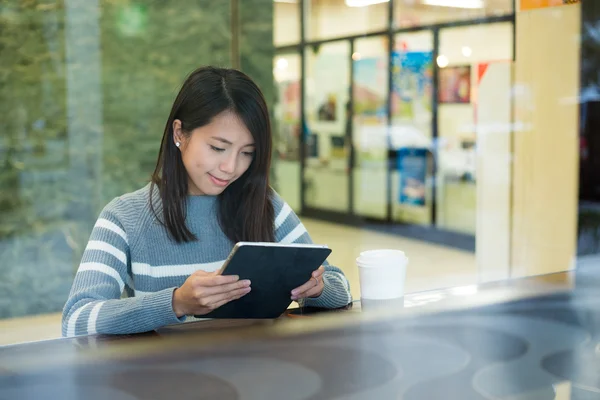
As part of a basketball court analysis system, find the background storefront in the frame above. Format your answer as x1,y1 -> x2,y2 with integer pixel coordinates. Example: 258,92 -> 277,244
272,0 -> 514,250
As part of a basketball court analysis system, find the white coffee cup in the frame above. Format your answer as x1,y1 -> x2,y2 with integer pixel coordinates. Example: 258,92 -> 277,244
356,249 -> 408,301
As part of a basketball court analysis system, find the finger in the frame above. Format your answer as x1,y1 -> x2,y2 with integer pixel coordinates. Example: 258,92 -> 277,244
209,288 -> 250,310
291,279 -> 316,297
205,288 -> 251,311
291,267 -> 324,295
196,279 -> 251,297
197,274 -> 240,287
292,283 -> 322,301
299,284 -> 323,299
312,266 -> 325,278
291,276 -> 320,298
202,286 -> 251,308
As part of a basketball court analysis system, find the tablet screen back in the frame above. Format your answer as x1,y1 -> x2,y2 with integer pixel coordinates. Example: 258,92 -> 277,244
200,243 -> 332,319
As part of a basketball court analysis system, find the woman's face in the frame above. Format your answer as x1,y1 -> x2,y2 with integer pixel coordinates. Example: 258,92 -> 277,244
173,111 -> 255,196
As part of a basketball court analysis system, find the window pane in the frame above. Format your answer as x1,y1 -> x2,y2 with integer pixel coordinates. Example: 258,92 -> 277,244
390,31 -> 435,226
436,22 -> 513,235
395,0 -> 513,28
307,0 -> 388,41
273,53 -> 302,211
304,41 -> 351,212
352,36 -> 389,220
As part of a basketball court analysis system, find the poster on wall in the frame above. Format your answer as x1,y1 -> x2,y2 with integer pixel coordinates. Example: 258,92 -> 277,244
397,148 -> 427,206
280,80 -> 300,122
439,66 -> 471,104
353,56 -> 388,167
276,80 -> 301,161
353,57 -> 387,124
391,51 -> 433,120
312,53 -> 348,126
520,0 -> 579,11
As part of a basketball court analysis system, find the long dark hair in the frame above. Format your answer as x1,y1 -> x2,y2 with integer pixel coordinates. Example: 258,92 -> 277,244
150,66 -> 274,244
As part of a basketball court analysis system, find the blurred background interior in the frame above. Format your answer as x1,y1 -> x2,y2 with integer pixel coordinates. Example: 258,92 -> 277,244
0,0 -> 595,346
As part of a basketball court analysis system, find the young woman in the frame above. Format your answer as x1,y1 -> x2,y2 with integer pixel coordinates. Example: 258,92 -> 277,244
62,66 -> 352,337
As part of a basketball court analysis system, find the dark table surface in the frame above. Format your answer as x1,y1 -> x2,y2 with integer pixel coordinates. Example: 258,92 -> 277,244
1,268 -> 599,399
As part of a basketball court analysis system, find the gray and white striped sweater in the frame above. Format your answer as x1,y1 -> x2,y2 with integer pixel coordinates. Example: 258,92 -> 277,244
61,184 -> 352,337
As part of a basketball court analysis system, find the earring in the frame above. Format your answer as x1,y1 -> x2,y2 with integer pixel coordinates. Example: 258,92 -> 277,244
176,142 -> 181,148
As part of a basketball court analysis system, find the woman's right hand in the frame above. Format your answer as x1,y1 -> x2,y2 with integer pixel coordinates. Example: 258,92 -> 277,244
172,271 -> 251,317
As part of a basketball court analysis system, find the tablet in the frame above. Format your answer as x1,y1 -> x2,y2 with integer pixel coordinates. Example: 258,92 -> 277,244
198,242 -> 332,319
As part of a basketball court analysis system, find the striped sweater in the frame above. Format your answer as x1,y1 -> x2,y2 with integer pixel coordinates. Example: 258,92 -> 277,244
62,184 -> 352,337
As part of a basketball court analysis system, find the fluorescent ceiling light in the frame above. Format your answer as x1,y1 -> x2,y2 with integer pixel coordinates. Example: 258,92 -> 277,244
346,0 -> 390,7
273,0 -> 298,3
422,0 -> 484,8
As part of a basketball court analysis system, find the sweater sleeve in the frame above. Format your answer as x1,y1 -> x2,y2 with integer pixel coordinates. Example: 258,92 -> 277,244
272,192 -> 352,309
61,198 -> 184,337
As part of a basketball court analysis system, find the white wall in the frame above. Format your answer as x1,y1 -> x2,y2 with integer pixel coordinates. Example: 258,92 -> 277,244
439,22 -> 513,67
395,30 -> 433,52
307,0 -> 388,40
274,2 -> 300,46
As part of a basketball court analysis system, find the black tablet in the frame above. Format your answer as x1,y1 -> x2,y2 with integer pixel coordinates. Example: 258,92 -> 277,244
198,242 -> 332,319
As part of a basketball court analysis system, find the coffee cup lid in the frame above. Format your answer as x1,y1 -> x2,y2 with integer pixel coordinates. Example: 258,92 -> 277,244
357,249 -> 407,267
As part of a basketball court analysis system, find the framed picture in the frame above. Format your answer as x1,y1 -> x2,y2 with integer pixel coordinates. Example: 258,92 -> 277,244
438,65 -> 471,104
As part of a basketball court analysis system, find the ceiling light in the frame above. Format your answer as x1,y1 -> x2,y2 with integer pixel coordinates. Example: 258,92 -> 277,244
461,46 -> 472,57
422,0 -> 484,9
345,0 -> 390,7
437,55 -> 449,68
276,58 -> 289,70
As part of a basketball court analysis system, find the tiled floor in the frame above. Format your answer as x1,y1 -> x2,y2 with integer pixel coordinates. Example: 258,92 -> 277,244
0,218 -> 476,346
304,218 -> 477,298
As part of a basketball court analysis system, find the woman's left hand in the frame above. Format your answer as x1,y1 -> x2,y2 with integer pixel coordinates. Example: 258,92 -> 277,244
291,266 -> 325,301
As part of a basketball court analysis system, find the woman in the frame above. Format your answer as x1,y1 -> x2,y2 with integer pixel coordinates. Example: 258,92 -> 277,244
62,66 -> 352,337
